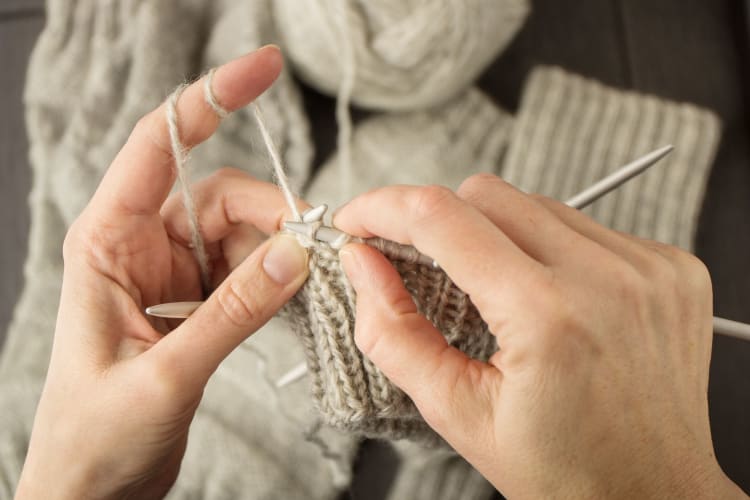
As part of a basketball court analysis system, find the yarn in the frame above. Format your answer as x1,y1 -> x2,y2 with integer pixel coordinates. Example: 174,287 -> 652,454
273,0 -> 530,111
167,83 -> 212,292
252,102 -> 303,222
168,70 -> 307,293
282,244 -> 496,443
333,0 -> 356,199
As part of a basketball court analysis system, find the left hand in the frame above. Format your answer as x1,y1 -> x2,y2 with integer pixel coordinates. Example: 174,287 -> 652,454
15,46 -> 310,500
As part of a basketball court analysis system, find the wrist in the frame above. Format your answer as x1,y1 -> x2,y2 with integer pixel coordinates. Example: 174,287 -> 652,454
617,457 -> 746,500
15,455 -> 96,500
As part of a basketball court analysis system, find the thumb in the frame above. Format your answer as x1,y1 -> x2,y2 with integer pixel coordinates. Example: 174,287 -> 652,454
152,234 -> 309,387
340,243 -> 499,443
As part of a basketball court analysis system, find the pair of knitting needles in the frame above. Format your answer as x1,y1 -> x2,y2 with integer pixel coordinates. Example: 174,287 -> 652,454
146,145 -> 750,374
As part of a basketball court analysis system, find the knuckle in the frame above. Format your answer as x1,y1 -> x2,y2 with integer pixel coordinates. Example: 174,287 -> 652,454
528,192 -> 550,204
62,220 -> 84,261
132,111 -> 172,159
647,243 -> 712,296
529,193 -> 566,213
674,249 -> 712,295
410,185 -> 457,224
607,260 -> 652,307
216,280 -> 263,328
214,166 -> 246,180
532,279 -> 578,336
62,217 -> 115,268
353,322 -> 380,357
456,173 -> 502,199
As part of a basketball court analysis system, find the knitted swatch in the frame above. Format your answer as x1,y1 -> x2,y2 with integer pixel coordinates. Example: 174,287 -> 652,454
283,243 -> 495,443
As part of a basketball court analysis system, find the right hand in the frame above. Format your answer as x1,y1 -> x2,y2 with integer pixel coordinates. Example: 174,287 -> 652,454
333,177 -> 746,499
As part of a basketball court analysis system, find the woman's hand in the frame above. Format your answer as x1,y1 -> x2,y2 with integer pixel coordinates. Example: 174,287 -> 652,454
15,46 -> 310,500
334,178 -> 746,499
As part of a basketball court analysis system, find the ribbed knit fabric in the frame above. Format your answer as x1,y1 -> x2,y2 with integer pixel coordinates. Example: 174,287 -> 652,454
284,244 -> 495,442
386,441 -> 496,500
502,66 -> 722,250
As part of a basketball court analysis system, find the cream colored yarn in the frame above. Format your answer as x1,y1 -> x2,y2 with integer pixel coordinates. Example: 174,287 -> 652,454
273,0 -> 530,110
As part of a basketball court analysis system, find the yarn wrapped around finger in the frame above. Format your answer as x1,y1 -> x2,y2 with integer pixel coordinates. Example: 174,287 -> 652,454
273,0 -> 530,111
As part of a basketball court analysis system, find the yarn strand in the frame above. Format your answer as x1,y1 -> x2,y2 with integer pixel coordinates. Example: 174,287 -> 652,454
334,0 -> 356,200
252,103 -> 303,222
167,84 -> 212,292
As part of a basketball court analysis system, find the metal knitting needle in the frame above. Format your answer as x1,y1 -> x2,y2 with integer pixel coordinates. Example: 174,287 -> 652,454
273,145 -> 747,387
287,145 -> 677,264
145,301 -> 203,318
146,144 -> 750,357
565,144 -> 673,209
151,149 -> 671,321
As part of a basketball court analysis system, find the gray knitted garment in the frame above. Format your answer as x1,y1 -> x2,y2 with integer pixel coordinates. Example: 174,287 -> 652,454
0,0 -> 722,498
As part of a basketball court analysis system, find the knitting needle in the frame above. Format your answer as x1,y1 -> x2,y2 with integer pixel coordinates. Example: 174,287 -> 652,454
145,301 -> 203,318
565,145 -> 673,209
273,145 -> 747,387
145,145 -> 750,349
713,317 -> 750,343
146,144 -> 678,323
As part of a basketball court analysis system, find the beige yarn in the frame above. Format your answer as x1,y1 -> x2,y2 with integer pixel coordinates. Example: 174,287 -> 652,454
282,244 -> 496,443
273,0 -> 530,110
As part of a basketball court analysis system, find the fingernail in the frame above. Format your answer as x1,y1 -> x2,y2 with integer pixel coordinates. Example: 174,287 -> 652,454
263,235 -> 308,285
330,201 -> 350,226
339,247 -> 362,289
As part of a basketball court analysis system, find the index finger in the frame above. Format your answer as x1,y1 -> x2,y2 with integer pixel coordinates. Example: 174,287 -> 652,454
89,45 -> 283,219
332,185 -> 544,317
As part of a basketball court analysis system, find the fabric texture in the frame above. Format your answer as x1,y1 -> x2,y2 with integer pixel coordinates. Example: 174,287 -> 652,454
282,66 -> 721,445
273,0 -> 530,111
0,0 -> 723,498
502,66 -> 722,250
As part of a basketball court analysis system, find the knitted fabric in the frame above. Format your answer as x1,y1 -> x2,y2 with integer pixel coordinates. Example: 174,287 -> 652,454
0,1 -> 723,499
283,245 -> 494,443
502,66 -> 722,249
282,67 -> 722,444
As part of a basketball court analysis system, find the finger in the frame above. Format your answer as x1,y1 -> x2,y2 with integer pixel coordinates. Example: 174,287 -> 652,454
90,45 -> 283,220
456,174 -> 592,265
531,194 -> 655,267
340,242 -> 499,447
333,185 -> 543,318
160,168 -> 309,246
147,233 -> 308,388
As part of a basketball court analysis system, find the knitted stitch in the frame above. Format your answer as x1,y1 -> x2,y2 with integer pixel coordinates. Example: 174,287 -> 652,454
283,244 -> 495,443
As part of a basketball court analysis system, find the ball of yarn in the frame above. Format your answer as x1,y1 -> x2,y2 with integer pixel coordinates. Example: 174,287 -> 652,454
273,0 -> 529,111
